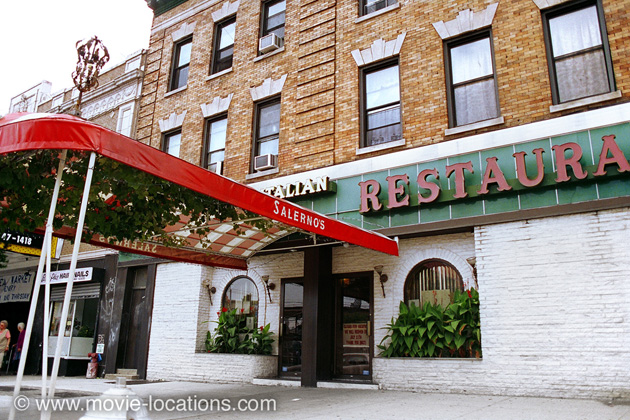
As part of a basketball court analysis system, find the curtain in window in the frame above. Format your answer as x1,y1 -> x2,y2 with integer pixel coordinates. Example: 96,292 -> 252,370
549,6 -> 601,56
549,6 -> 609,102
454,79 -> 498,126
450,38 -> 498,126
366,105 -> 402,145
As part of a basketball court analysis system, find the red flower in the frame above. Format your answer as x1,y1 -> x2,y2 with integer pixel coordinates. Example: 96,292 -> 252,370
216,312 -> 220,316
221,307 -> 228,312
260,326 -> 264,331
467,290 -> 472,298
240,308 -> 244,313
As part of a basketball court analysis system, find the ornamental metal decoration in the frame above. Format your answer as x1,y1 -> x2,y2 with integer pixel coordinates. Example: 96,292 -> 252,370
71,36 -> 110,115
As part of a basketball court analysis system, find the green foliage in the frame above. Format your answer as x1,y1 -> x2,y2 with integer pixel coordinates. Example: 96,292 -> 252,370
205,308 -> 274,355
0,150 -> 274,254
378,289 -> 482,358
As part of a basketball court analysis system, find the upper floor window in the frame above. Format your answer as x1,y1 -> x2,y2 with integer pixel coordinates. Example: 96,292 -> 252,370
362,60 -> 402,147
170,37 -> 192,91
404,259 -> 464,308
360,0 -> 396,17
204,115 -> 227,174
117,104 -> 134,137
212,17 -> 236,74
542,0 -> 614,104
163,129 -> 182,157
252,97 -> 280,172
261,0 -> 285,42
445,31 -> 500,127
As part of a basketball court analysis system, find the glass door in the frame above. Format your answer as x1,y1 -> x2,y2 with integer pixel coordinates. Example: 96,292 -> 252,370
279,279 -> 303,377
335,274 -> 372,380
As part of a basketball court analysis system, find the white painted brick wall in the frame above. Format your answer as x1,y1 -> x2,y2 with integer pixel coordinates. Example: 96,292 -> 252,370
147,210 -> 630,399
375,208 -> 630,400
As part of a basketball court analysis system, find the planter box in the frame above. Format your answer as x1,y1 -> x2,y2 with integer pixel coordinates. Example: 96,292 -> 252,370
149,352 -> 277,384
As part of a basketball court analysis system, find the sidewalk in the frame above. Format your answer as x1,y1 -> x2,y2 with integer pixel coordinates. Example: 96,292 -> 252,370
1,375 -> 629,420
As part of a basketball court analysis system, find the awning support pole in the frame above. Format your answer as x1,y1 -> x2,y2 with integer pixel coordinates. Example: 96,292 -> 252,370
9,150 -> 68,420
43,152 -> 97,418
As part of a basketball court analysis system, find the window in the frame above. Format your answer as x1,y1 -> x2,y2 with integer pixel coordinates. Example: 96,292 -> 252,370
404,260 -> 464,308
169,37 -> 192,91
117,104 -> 134,137
261,0 -> 286,40
362,60 -> 402,147
222,276 -> 259,329
48,298 -> 98,357
204,115 -> 227,174
253,97 -> 280,170
445,31 -> 500,127
360,0 -> 396,17
542,0 -> 614,104
211,17 -> 236,74
163,129 -> 182,157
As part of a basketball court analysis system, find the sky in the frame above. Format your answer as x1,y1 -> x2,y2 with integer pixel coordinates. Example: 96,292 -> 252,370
0,0 -> 154,115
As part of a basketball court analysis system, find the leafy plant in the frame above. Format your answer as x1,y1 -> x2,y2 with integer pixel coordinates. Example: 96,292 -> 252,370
378,289 -> 482,358
205,308 -> 274,355
0,150 -> 275,266
242,324 -> 275,355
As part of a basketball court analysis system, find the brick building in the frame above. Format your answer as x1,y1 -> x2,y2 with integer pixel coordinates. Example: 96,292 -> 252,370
1,50 -> 153,378
137,0 -> 630,399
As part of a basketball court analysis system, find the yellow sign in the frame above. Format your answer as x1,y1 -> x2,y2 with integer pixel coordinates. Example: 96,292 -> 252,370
1,236 -> 59,258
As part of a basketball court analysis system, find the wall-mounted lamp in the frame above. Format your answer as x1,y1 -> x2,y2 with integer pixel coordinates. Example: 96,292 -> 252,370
374,265 -> 388,298
261,275 -> 275,303
207,286 -> 216,305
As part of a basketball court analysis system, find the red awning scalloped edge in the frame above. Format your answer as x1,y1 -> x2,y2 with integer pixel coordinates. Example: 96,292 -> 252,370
0,113 -> 398,268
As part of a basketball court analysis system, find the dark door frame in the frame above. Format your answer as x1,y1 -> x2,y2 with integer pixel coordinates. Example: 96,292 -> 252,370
333,271 -> 374,381
278,277 -> 304,378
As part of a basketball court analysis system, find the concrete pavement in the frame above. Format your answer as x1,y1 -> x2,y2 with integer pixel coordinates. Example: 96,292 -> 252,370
1,375 -> 629,420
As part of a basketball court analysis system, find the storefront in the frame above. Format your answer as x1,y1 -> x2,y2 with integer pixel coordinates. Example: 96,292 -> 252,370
145,103 -> 630,400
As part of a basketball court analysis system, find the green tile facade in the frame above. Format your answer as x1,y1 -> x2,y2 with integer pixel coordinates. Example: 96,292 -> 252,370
287,123 -> 630,230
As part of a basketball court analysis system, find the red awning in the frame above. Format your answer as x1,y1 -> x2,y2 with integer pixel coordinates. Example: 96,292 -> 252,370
0,113 -> 398,268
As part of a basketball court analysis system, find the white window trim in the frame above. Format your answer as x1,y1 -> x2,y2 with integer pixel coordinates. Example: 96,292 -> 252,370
250,74 -> 287,101
171,22 -> 196,42
211,0 -> 239,22
253,46 -> 285,62
205,67 -> 233,81
356,138 -> 405,155
432,3 -> 498,40
116,102 -> 135,137
355,2 -> 399,24
351,33 -> 406,67
200,94 -> 233,118
445,116 -> 504,136
246,167 -> 280,180
164,85 -> 187,98
159,111 -> 188,133
549,90 -> 622,113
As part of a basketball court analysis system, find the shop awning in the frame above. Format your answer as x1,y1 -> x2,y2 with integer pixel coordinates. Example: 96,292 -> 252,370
0,113 -> 398,269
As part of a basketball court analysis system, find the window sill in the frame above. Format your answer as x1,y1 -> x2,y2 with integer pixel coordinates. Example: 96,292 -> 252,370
549,90 -> 622,113
164,85 -> 187,98
246,167 -> 279,180
356,138 -> 405,155
206,68 -> 233,82
253,46 -> 285,62
444,116 -> 504,136
355,3 -> 400,24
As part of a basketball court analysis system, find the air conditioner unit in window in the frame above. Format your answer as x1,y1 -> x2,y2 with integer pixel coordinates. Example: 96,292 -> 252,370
210,160 -> 223,175
259,33 -> 283,54
254,154 -> 278,171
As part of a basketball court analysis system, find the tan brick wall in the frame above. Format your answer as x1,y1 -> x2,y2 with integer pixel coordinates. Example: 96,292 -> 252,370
139,0 -> 630,184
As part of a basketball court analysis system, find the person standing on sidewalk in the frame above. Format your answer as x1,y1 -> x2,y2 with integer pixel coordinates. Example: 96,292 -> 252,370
0,320 -> 11,373
10,322 -> 25,373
